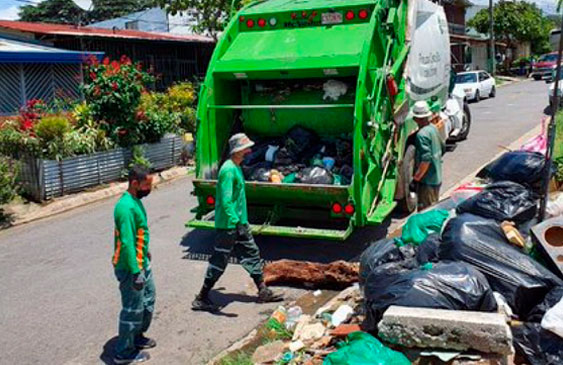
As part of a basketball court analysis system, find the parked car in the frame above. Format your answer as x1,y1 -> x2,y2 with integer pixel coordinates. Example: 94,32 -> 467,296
453,71 -> 496,102
532,52 -> 559,81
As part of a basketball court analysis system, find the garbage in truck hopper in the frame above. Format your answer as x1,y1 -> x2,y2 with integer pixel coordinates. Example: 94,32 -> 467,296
242,125 -> 353,186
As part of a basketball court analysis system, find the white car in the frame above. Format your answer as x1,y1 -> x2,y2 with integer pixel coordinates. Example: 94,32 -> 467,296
548,78 -> 563,107
453,71 -> 497,102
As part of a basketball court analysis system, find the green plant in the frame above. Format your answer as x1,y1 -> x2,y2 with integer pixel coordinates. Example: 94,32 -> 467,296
0,120 -> 40,158
217,351 -> 253,365
0,155 -> 20,206
129,145 -> 151,169
555,157 -> 563,183
34,115 -> 71,143
82,56 -> 155,147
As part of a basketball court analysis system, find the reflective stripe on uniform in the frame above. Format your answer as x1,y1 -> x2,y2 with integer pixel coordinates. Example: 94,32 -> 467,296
214,247 -> 231,253
208,263 -> 225,273
122,307 -> 144,314
113,229 -> 122,266
136,228 -> 145,270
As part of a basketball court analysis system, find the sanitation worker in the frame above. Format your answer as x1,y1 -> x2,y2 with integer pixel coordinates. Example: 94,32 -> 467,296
410,101 -> 446,210
112,165 -> 156,364
192,133 -> 283,312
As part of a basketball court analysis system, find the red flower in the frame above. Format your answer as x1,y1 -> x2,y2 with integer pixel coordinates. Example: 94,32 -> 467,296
103,57 -> 110,66
89,71 -> 97,80
111,60 -> 120,72
20,119 -> 34,131
93,86 -> 101,97
118,129 -> 128,136
120,55 -> 132,65
112,82 -> 119,91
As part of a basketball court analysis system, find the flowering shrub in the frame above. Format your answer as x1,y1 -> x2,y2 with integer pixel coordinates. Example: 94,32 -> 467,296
82,56 -> 155,146
18,99 -> 47,132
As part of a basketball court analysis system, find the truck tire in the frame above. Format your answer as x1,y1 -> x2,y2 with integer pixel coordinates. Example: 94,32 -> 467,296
398,145 -> 418,213
474,90 -> 480,102
456,102 -> 471,141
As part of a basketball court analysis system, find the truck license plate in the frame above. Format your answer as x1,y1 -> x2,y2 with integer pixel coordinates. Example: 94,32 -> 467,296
322,12 -> 343,25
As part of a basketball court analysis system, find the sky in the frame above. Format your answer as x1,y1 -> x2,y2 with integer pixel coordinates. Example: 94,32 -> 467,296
0,0 -> 559,21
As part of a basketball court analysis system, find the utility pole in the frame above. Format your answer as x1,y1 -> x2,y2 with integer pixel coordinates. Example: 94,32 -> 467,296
539,10 -> 563,221
489,0 -> 495,75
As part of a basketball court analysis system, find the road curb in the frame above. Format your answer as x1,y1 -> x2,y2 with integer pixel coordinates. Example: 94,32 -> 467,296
4,166 -> 193,228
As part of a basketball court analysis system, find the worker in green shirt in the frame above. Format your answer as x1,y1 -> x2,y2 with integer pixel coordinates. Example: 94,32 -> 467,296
192,133 -> 283,312
112,166 -> 156,364
410,101 -> 446,210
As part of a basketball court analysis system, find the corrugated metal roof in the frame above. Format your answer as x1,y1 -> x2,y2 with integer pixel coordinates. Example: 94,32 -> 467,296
0,20 -> 214,43
0,36 -> 103,63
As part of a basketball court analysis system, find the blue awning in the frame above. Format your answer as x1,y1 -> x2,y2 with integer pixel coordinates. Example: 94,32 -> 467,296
0,36 -> 104,64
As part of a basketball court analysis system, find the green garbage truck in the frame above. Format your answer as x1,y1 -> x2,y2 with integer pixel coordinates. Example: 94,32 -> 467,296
188,0 -> 469,240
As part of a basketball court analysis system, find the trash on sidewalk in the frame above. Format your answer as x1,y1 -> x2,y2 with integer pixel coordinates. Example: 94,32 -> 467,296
398,209 -> 450,246
252,340 -> 287,364
440,213 -> 563,317
264,260 -> 359,289
456,181 -> 538,224
511,322 -> 563,365
500,221 -> 526,248
323,331 -> 410,365
477,151 -> 547,192
377,306 -> 514,355
330,305 -> 354,327
541,295 -> 563,338
546,192 -> 563,218
362,261 -> 497,330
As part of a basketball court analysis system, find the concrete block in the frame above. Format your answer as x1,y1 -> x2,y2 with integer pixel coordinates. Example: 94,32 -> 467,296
378,306 -> 513,355
531,216 -> 563,277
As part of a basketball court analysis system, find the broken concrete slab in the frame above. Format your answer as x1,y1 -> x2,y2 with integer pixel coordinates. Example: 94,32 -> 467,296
531,216 -> 563,277
295,322 -> 326,343
378,306 -> 513,355
264,260 -> 359,289
252,340 -> 286,364
292,315 -> 313,341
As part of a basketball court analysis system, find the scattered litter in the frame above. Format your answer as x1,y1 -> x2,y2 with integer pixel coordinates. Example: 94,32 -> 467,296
511,322 -> 563,365
500,221 -> 526,248
289,340 -> 305,353
419,350 -> 461,362
542,296 -> 563,338
331,304 -> 354,327
251,340 -> 286,364
493,292 -> 514,319
398,209 -> 450,246
295,322 -> 326,342
546,192 -> 563,218
330,324 -> 362,338
285,306 -> 303,331
323,80 -> 348,101
313,290 -> 322,297
323,332 -> 410,365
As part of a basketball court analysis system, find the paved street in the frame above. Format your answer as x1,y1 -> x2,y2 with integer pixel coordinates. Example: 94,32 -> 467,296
0,79 -> 549,365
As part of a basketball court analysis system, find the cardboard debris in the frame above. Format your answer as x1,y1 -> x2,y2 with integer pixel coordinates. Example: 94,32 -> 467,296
252,340 -> 286,364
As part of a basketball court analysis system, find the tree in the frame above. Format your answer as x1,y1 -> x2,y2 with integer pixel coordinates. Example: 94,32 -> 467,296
468,1 -> 553,56
19,0 -> 87,24
155,0 -> 252,38
18,0 -> 153,25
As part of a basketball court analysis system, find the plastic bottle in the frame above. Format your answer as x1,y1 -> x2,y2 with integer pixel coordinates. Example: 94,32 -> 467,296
285,306 -> 303,330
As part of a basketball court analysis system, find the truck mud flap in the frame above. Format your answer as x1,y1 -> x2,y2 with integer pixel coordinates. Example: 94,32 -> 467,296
187,215 -> 353,241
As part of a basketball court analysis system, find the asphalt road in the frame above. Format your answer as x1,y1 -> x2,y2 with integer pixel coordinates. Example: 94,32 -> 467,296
0,79 -> 549,365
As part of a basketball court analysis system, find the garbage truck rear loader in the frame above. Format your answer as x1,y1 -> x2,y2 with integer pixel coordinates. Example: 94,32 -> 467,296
188,0 -> 459,240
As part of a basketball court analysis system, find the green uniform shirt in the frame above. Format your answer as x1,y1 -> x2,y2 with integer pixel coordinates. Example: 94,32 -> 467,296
415,124 -> 445,186
113,192 -> 150,274
215,159 -> 248,229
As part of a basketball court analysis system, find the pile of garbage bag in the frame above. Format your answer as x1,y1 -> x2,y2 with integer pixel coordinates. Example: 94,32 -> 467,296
357,149 -> 563,362
242,126 -> 353,185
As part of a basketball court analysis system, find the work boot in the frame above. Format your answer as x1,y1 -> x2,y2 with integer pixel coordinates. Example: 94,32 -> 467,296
257,287 -> 284,303
191,293 -> 220,312
135,334 -> 157,349
113,351 -> 150,364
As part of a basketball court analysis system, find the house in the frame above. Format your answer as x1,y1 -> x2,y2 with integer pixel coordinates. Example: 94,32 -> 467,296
0,36 -> 102,115
0,21 -> 215,90
87,7 -> 198,36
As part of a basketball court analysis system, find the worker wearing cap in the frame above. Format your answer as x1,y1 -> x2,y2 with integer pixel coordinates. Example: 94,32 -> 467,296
192,133 -> 283,312
411,101 -> 446,210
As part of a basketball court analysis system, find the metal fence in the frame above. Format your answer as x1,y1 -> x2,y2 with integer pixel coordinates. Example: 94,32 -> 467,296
19,135 -> 184,201
0,63 -> 82,116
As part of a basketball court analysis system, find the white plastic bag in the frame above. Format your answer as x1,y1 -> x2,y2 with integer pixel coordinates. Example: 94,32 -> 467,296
541,298 -> 563,338
546,192 -> 563,218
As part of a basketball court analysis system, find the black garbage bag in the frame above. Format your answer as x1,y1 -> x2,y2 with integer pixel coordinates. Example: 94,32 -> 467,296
284,126 -> 320,160
456,181 -> 538,224
440,214 -> 563,317
511,322 -> 563,365
363,261 -> 497,330
526,286 -> 563,322
297,167 -> 334,185
250,168 -> 270,182
416,234 -> 442,264
477,151 -> 546,191
359,239 -> 416,286
243,143 -> 270,166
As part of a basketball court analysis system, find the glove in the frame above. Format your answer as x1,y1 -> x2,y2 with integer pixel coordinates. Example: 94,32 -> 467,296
409,180 -> 419,193
132,271 -> 145,291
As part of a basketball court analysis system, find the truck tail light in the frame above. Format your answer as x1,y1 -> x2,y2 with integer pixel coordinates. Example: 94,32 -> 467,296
345,10 -> 355,20
206,195 -> 215,206
239,16 -> 245,22
358,9 -> 369,19
258,18 -> 266,27
302,11 -> 307,18
332,203 -> 343,214
246,19 -> 255,28
344,203 -> 355,215
291,12 -> 297,19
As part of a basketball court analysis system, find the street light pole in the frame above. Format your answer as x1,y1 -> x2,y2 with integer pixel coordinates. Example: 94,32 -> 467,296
489,0 -> 495,75
539,11 -> 563,221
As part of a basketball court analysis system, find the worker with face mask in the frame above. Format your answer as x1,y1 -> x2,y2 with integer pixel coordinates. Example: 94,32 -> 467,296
112,165 -> 156,364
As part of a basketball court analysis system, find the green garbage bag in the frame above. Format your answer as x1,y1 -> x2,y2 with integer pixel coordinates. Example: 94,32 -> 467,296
323,332 -> 410,365
399,209 -> 450,246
